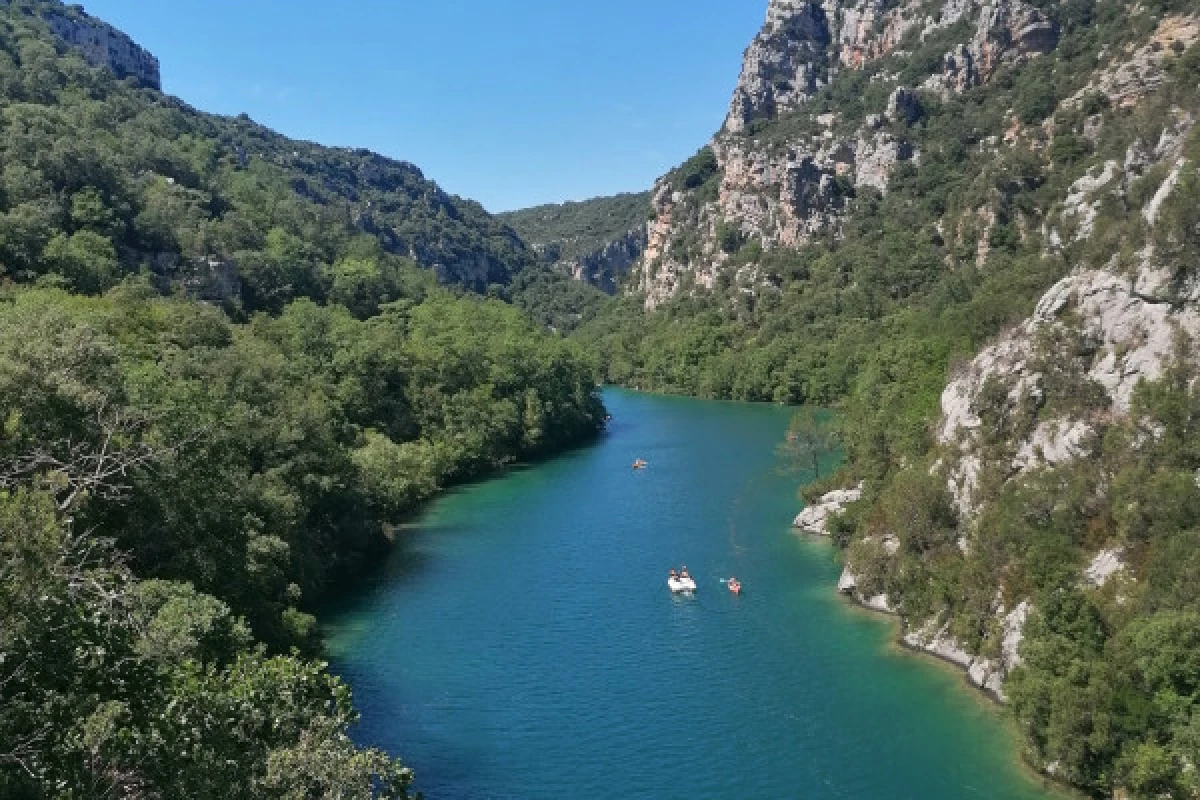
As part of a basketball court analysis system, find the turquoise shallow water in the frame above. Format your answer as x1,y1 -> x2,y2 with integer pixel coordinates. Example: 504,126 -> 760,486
325,389 -> 1056,800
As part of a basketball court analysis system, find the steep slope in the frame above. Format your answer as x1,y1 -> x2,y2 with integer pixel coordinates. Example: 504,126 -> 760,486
0,0 -> 597,324
499,191 -> 651,293
1,0 -> 160,87
635,0 -> 1066,311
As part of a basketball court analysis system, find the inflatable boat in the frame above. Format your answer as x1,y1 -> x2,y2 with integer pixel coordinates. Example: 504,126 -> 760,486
668,575 -> 697,593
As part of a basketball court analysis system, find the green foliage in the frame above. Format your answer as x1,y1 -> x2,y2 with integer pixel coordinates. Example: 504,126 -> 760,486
1153,165 -> 1200,281
0,279 -> 602,795
1049,132 -> 1093,166
864,354 -> 1200,796
673,146 -> 720,192
778,407 -> 837,479
0,489 -> 417,798
498,191 -> 651,264
0,1 -> 588,317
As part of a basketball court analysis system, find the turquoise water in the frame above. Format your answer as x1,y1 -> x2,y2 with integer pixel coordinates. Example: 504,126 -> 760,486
325,390 -> 1056,800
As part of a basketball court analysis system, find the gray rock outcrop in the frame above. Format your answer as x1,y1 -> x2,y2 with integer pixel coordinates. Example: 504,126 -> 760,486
793,485 -> 863,534
637,125 -> 915,309
886,87 -> 922,125
1084,549 -> 1126,588
902,601 -> 1029,700
1066,15 -> 1200,109
837,565 -> 897,613
5,1 -> 162,89
725,1 -> 833,133
564,227 -> 648,294
939,263 -> 1200,516
924,0 -> 1058,96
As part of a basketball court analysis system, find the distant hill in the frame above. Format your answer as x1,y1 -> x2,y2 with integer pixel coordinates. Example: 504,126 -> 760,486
499,192 -> 651,293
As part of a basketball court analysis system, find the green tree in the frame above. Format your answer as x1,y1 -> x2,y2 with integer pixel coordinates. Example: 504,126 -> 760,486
779,407 -> 837,479
41,230 -> 118,292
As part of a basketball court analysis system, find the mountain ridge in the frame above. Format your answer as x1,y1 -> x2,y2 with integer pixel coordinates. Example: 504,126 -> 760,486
498,191 -> 651,293
0,0 -> 609,330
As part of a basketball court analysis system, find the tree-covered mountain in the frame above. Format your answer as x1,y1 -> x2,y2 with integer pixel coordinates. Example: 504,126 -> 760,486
498,192 -> 651,293
0,3 -> 605,796
0,0 -> 611,330
572,0 -> 1200,796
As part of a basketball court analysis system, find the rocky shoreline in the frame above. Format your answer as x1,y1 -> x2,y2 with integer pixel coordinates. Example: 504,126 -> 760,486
793,486 -> 1024,704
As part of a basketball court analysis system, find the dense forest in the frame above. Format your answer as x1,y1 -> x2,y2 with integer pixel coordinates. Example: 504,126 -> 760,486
0,3 -> 604,796
7,0 -> 1200,795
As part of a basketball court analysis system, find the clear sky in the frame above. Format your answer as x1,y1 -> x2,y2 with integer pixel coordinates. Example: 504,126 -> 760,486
80,1 -> 765,212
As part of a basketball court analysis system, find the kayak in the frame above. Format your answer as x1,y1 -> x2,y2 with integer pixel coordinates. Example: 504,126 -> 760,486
668,576 -> 697,593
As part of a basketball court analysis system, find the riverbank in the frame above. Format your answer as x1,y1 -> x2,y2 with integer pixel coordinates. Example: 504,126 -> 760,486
834,591 -> 1086,800
318,422 -> 607,604
790,487 -> 1082,795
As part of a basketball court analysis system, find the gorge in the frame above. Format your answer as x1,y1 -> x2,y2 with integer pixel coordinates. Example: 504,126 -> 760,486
1,0 -> 1200,798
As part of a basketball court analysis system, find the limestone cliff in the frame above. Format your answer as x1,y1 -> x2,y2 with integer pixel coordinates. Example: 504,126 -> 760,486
633,0 -> 1062,310
562,227 -> 648,294
831,73 -> 1199,716
8,0 -> 162,89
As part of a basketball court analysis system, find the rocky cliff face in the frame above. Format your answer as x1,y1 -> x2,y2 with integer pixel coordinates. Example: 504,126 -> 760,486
561,227 -> 647,294
631,0 -> 1065,310
498,192 -> 652,295
8,1 -> 162,89
725,0 -> 835,134
941,108 -> 1199,520
834,94 -> 1200,706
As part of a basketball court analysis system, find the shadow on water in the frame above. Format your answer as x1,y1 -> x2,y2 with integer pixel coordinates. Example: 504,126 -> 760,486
321,424 -> 615,620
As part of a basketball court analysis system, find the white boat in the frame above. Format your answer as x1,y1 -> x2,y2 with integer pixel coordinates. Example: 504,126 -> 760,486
668,575 -> 697,593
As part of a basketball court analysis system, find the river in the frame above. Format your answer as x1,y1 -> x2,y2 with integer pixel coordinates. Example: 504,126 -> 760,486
325,389 -> 1056,799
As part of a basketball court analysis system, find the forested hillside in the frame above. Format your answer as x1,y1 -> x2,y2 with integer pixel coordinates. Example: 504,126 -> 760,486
571,0 -> 1200,796
0,0 -> 606,329
499,191 -> 650,264
499,193 -> 651,295
0,3 -> 604,796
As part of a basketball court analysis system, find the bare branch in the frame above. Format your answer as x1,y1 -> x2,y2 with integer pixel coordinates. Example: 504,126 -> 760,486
0,406 -> 206,513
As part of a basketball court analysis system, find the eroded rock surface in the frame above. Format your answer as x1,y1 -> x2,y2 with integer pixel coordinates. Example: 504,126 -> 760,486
793,485 -> 863,534
10,1 -> 163,89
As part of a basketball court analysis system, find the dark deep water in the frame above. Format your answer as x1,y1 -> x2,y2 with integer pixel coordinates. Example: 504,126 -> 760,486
325,389 -> 1054,799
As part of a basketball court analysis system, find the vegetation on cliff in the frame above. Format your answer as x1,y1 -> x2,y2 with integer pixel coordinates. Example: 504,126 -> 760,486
498,191 -> 651,266
0,0 -> 601,332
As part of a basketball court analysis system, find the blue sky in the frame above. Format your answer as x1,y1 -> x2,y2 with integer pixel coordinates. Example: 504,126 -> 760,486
81,1 -> 764,212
